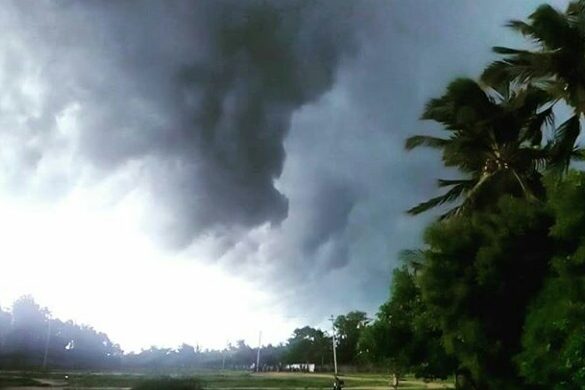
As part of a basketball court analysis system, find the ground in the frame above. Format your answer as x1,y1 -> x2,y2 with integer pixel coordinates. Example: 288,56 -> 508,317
0,370 -> 454,389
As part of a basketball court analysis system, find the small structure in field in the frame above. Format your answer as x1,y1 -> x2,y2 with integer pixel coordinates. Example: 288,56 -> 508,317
285,363 -> 315,372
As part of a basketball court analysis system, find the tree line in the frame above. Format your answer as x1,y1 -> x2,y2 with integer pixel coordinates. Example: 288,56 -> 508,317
0,296 -> 122,369
0,295 -> 370,372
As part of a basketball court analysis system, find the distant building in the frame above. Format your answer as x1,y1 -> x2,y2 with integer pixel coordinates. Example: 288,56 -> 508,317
285,363 -> 315,373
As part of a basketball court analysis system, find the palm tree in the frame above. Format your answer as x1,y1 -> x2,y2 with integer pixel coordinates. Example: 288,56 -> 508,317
481,1 -> 585,171
405,78 -> 554,218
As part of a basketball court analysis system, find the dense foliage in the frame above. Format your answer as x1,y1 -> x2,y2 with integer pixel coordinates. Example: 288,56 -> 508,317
359,266 -> 455,379
420,196 -> 554,388
333,311 -> 368,365
284,326 -> 331,366
516,173 -> 585,389
377,1 -> 585,388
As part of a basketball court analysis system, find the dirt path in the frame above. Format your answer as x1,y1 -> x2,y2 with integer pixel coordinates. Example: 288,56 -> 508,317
34,378 -> 68,386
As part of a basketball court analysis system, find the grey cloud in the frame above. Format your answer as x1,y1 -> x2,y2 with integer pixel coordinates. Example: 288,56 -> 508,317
204,0 -> 573,325
156,1 -> 359,247
1,0 -> 359,248
301,179 -> 357,260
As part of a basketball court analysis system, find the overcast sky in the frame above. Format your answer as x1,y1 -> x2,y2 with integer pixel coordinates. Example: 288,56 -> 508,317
0,0 -> 568,351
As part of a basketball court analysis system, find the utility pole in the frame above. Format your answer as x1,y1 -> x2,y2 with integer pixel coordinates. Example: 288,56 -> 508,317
256,331 -> 262,372
330,315 -> 338,375
42,317 -> 52,369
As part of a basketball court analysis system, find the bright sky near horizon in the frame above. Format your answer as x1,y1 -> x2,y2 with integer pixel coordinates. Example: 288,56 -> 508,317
0,185 -> 298,351
0,0 -> 568,352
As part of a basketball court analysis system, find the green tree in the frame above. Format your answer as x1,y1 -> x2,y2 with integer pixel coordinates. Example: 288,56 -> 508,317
359,266 -> 455,379
482,0 -> 585,171
333,311 -> 369,365
4,296 -> 50,367
516,171 -> 585,389
231,340 -> 255,368
418,196 -> 554,388
406,79 -> 553,218
11,296 -> 48,329
518,276 -> 585,389
284,327 -> 330,367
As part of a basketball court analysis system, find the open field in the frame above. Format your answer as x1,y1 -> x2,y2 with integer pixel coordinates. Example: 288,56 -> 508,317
0,371 -> 454,389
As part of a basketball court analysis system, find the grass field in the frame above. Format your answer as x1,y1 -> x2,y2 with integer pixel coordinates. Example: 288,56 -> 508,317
0,370 -> 454,389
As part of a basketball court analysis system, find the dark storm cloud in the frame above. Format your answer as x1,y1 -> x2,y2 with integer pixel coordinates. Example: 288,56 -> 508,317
1,0 -> 359,248
118,1 -> 357,249
205,0 -> 572,323
166,2 -> 360,247
150,0 -> 358,247
0,0 -> 571,336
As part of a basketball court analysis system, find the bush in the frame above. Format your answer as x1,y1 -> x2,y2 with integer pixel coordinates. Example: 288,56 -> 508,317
132,377 -> 204,390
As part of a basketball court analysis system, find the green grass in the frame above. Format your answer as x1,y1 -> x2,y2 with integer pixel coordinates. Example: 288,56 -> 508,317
200,372 -> 335,388
0,370 -> 454,389
0,374 -> 49,388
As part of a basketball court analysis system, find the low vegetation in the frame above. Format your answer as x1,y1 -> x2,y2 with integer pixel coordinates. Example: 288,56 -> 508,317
132,377 -> 204,390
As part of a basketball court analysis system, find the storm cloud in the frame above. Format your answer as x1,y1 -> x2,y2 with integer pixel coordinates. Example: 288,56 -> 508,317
0,0 -> 572,339
0,0 -> 359,248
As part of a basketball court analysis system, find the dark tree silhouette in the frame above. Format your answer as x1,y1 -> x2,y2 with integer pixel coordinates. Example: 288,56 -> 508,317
406,79 -> 555,218
482,0 -> 585,172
